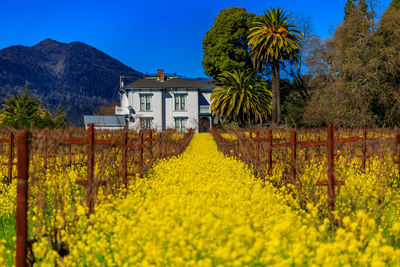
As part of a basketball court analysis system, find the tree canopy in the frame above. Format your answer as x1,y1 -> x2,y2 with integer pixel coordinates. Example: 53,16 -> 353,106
302,0 -> 400,127
210,69 -> 272,126
202,7 -> 255,80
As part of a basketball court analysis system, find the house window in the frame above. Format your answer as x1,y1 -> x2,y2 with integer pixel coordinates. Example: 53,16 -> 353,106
140,95 -> 151,111
174,94 -> 186,111
139,117 -> 152,129
174,117 -> 187,132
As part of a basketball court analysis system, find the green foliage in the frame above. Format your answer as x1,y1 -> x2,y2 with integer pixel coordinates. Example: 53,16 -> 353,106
210,69 -> 272,127
248,8 -> 303,67
0,84 -> 67,129
280,77 -> 312,126
202,7 -> 255,80
0,216 -> 15,267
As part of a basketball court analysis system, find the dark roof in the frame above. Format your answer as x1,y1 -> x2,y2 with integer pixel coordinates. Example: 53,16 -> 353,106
125,77 -> 216,89
83,115 -> 126,127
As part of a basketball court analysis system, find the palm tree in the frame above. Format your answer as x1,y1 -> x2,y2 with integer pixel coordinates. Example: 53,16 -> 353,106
248,8 -> 303,124
210,69 -> 272,127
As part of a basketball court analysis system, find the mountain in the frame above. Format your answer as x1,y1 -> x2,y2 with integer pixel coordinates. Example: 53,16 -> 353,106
0,39 -> 144,125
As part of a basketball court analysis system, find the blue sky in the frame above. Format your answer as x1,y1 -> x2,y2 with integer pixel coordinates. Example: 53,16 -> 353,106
0,0 -> 392,77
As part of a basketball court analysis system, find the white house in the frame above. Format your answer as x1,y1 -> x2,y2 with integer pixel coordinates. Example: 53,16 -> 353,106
115,70 -> 216,132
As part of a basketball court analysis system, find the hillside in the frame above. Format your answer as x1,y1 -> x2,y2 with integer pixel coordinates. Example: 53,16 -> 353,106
0,39 -> 144,125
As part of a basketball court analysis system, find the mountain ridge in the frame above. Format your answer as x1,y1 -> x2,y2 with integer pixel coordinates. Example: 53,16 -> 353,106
0,39 -> 144,125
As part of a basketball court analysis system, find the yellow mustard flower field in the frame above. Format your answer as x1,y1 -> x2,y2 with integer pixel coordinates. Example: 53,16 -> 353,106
1,132 -> 400,266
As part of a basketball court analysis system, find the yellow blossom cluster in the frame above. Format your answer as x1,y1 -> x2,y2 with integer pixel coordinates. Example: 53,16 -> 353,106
1,133 -> 400,266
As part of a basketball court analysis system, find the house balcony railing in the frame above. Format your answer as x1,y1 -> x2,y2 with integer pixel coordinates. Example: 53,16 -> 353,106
115,106 -> 130,115
200,105 -> 211,115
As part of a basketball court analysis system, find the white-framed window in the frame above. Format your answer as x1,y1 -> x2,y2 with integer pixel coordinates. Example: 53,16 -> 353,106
174,94 -> 186,111
139,117 -> 152,129
174,117 -> 187,132
140,94 -> 151,111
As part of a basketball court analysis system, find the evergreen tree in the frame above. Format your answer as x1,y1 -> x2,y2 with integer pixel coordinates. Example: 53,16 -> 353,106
0,83 -> 41,129
0,84 -> 68,129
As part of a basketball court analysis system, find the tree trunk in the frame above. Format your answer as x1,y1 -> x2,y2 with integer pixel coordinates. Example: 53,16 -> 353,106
272,60 -> 281,124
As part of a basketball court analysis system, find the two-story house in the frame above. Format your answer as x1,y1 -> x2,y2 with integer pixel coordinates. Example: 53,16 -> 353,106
115,70 -> 216,132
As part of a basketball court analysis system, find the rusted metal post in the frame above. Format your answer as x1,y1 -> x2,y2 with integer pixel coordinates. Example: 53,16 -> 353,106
327,124 -> 336,211
121,131 -> 128,187
86,123 -> 95,214
290,130 -> 297,181
267,129 -> 272,176
362,130 -> 367,171
16,130 -> 29,267
8,132 -> 14,183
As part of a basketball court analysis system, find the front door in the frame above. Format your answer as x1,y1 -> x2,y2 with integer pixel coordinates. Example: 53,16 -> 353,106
199,117 -> 211,132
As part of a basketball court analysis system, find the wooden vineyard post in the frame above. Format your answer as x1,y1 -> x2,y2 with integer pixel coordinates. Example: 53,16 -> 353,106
121,131 -> 128,187
8,132 -> 14,183
16,130 -> 29,267
86,123 -> 95,214
327,124 -> 336,211
362,130 -> 367,171
290,130 -> 297,182
316,124 -> 344,212
267,129 -> 272,176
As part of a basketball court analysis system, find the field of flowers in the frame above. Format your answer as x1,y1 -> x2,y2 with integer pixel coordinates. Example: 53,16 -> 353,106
1,131 -> 400,266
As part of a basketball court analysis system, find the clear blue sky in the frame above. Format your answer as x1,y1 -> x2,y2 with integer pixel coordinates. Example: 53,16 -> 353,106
0,0 -> 392,78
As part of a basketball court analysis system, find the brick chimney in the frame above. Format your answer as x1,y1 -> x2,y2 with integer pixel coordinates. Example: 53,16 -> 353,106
157,69 -> 165,82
